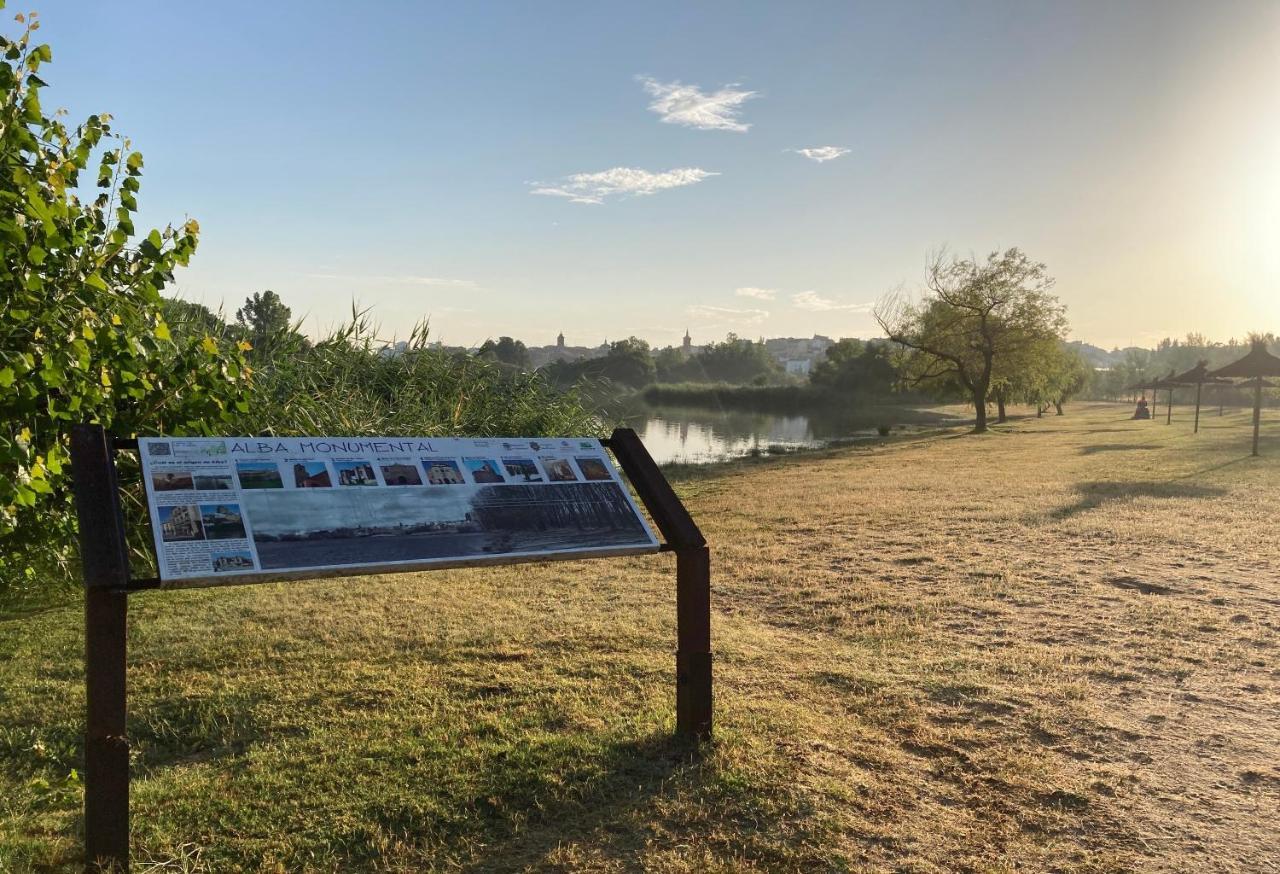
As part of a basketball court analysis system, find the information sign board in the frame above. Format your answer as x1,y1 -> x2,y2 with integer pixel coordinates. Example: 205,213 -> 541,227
138,435 -> 658,585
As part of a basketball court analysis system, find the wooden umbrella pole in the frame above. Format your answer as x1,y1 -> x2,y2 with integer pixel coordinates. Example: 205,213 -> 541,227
1166,387 -> 1173,425
1194,382 -> 1202,434
1253,379 -> 1262,457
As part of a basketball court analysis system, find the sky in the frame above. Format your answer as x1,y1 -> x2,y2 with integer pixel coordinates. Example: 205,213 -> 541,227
30,0 -> 1280,350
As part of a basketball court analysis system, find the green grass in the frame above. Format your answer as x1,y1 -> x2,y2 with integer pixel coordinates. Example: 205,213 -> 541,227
3,403 -> 1279,871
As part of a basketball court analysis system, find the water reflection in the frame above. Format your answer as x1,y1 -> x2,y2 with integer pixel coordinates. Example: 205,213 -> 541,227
614,401 -> 964,465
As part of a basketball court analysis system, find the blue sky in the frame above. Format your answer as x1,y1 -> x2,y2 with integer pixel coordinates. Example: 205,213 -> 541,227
32,1 -> 1280,349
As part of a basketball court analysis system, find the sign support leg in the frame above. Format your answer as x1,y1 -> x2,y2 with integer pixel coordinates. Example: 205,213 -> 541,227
71,424 -> 131,872
607,427 -> 713,741
84,588 -> 129,872
676,546 -> 713,740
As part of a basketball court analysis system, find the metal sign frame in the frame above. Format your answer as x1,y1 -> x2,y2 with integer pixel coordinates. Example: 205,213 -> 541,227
70,423 -> 712,872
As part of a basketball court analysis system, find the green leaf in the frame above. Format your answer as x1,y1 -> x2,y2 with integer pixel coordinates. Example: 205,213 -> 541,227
0,368 -> 13,388
84,273 -> 107,292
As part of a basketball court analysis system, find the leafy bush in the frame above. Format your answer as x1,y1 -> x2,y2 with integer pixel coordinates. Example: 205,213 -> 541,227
0,10 -> 251,603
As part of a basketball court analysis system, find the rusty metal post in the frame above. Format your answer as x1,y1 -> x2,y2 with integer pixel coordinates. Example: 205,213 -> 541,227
609,428 -> 712,740
71,424 -> 131,872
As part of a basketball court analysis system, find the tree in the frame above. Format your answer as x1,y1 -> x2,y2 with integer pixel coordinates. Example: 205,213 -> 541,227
236,289 -> 303,359
598,337 -> 655,387
809,338 -> 896,395
695,334 -> 781,384
875,249 -> 1067,432
475,336 -> 530,370
0,11 -> 251,596
162,297 -> 232,339
541,337 -> 655,389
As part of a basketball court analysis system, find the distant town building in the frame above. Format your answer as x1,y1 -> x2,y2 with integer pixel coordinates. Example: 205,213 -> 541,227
765,335 -> 833,376
526,333 -> 610,368
683,329 -> 692,354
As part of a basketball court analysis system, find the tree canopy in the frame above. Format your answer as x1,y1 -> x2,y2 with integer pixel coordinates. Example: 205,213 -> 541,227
876,249 -> 1068,432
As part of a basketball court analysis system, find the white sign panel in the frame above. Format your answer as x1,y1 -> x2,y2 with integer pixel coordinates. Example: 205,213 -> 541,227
137,436 -> 659,587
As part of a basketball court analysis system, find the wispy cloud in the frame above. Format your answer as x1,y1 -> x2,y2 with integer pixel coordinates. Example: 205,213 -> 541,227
788,146 -> 851,163
529,167 -> 717,205
638,76 -> 757,132
305,273 -> 478,288
688,304 -> 769,325
735,287 -> 777,300
791,290 -> 871,312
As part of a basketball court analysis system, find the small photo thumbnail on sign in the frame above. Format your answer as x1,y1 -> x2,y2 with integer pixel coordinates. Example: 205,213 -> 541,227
211,549 -> 255,573
575,457 -> 613,481
422,457 -> 465,485
236,461 -> 284,489
147,442 -> 172,457
193,474 -> 234,491
158,505 -> 204,542
540,457 -> 578,482
292,461 -> 332,488
379,462 -> 422,486
200,504 -> 247,540
335,460 -> 378,486
465,458 -> 505,484
151,470 -> 194,491
502,457 -> 543,483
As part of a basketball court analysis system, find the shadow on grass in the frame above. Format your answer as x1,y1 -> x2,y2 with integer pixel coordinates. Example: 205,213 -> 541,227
444,729 -> 710,871
1050,480 -> 1228,520
1078,443 -> 1158,455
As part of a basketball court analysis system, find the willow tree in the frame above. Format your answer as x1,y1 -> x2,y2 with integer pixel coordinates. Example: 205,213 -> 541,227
876,249 -> 1067,433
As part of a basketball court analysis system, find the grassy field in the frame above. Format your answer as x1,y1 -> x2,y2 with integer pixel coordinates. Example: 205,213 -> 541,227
2,403 -> 1278,872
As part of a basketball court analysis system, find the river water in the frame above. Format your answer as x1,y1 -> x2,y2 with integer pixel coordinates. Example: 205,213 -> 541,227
615,401 -> 966,465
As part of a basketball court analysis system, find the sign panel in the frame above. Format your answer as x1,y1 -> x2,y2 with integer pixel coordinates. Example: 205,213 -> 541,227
137,436 -> 659,586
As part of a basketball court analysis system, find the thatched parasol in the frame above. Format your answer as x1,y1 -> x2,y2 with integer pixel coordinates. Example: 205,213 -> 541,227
1208,340 -> 1280,455
1168,361 -> 1234,433
1147,370 -> 1179,424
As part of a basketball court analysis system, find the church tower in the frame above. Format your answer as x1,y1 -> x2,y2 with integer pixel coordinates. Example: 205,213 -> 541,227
682,329 -> 692,353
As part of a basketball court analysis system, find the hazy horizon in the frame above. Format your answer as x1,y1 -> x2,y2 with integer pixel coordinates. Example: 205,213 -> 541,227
39,1 -> 1280,349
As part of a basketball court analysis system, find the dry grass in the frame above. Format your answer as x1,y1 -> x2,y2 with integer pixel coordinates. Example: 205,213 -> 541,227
2,402 -> 1277,872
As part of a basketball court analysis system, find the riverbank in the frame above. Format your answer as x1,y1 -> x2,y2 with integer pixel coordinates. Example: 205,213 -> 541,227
3,403 -> 1277,871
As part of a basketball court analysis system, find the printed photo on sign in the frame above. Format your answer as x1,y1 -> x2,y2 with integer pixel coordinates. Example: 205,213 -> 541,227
193,474 -> 234,491
422,457 -> 465,485
236,461 -> 284,489
212,550 -> 255,572
152,470 -> 194,491
465,458 -> 505,484
575,457 -> 612,481
541,457 -> 578,482
379,463 -> 422,486
159,505 -> 204,542
335,460 -> 378,486
200,504 -> 247,540
240,481 -> 651,571
502,458 -> 543,483
292,462 -> 332,488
